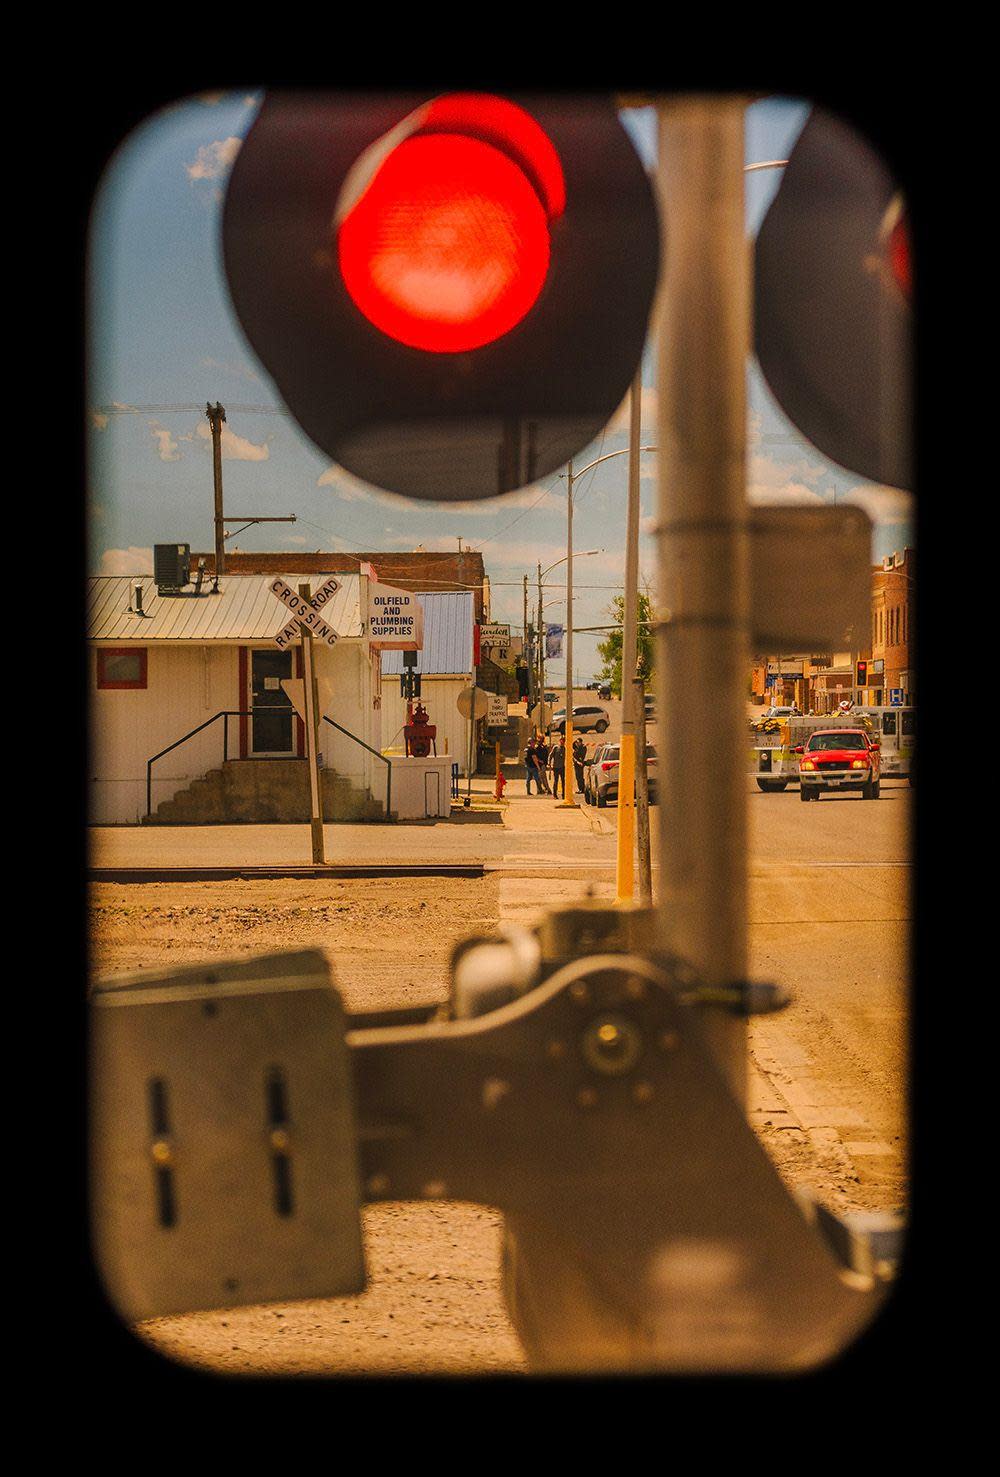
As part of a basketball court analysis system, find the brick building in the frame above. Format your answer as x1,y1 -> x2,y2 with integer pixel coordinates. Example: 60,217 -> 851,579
867,547 -> 915,705
751,545 -> 915,712
198,549 -> 489,621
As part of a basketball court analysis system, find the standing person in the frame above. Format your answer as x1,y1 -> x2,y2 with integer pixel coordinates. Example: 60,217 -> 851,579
534,732 -> 551,794
572,733 -> 587,795
522,736 -> 539,795
549,735 -> 566,798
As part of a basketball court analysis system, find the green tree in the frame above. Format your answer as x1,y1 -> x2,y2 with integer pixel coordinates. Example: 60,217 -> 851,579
597,593 -> 654,697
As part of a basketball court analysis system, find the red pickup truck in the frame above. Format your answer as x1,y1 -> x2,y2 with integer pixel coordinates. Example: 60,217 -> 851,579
794,727 -> 881,801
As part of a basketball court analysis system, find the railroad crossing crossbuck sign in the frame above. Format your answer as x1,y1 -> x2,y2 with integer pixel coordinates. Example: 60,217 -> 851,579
270,576 -> 341,650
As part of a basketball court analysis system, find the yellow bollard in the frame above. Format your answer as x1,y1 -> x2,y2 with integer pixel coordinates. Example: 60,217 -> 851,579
615,731 -> 636,902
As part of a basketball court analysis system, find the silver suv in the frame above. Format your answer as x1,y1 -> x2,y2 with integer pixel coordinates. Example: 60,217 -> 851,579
587,742 -> 659,807
552,704 -> 610,735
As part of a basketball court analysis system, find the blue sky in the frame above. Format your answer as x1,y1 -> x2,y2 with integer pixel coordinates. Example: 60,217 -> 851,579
88,92 -> 913,684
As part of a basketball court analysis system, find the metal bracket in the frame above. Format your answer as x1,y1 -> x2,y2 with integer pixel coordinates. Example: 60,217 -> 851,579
90,950 -> 365,1322
350,951 -> 888,1371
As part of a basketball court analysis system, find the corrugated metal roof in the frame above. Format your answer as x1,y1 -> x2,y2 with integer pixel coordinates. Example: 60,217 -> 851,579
380,591 -> 474,676
87,574 -> 363,642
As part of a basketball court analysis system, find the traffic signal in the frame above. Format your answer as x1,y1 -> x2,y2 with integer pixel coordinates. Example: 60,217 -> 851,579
856,660 -> 868,687
223,93 -> 659,501
754,108 -> 911,492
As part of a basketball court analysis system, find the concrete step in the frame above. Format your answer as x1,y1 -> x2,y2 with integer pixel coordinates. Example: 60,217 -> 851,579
148,756 -> 384,824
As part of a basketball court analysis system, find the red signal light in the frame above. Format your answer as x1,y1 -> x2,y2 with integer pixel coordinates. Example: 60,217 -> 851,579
336,94 -> 565,354
885,204 -> 911,303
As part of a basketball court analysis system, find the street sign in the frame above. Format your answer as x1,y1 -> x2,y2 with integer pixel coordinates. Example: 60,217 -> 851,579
367,582 -> 423,649
311,576 -> 342,610
480,622 -> 512,655
457,687 -> 492,720
889,688 -> 904,706
750,506 -> 871,649
269,577 -> 340,649
486,694 -> 508,726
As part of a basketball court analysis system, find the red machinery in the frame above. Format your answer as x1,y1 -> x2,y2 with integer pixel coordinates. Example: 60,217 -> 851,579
403,700 -> 437,758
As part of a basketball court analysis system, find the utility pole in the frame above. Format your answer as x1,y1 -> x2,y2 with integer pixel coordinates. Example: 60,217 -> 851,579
616,372 -> 643,900
557,461 -> 577,806
298,582 -> 326,865
522,573 -> 530,710
656,98 -> 750,1104
206,402 -> 226,585
537,561 -> 544,726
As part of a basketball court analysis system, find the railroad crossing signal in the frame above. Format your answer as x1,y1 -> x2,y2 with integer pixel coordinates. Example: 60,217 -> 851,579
754,108 -> 912,492
223,93 -> 659,501
269,576 -> 341,649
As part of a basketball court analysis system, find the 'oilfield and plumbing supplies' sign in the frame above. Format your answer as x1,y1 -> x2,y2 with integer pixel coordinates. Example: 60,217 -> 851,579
367,582 -> 424,650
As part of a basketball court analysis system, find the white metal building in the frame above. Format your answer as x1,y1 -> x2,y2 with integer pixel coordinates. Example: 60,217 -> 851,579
88,572 -> 382,824
380,591 -> 475,773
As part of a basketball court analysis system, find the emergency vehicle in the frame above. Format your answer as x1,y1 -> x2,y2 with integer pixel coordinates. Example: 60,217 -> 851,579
749,703 -> 914,791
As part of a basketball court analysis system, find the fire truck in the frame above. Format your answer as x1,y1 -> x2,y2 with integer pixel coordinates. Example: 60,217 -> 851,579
749,704 -> 915,791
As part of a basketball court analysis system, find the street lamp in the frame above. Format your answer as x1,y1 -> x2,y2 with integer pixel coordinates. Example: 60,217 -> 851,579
535,550 -> 601,742
556,441 -> 656,820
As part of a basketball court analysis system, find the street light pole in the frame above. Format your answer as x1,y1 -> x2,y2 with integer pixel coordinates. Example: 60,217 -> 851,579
616,371 -> 644,896
557,461 -> 577,806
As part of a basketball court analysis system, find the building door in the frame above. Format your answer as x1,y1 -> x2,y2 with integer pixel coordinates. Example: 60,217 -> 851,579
250,648 -> 294,755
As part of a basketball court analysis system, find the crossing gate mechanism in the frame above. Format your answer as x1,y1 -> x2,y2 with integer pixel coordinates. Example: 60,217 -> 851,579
90,922 -> 899,1372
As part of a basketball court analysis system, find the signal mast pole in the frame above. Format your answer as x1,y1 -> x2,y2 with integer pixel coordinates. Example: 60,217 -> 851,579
655,98 -> 750,1103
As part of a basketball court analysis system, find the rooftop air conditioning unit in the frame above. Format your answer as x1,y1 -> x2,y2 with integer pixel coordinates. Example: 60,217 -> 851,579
154,543 -> 190,594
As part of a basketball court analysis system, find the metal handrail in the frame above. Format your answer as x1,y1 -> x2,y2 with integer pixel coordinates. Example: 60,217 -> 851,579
146,708 -> 289,819
323,716 -> 392,820
146,708 -> 394,821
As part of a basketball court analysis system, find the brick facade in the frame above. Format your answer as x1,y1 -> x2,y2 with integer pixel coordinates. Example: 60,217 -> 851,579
197,549 -> 488,621
751,545 -> 915,710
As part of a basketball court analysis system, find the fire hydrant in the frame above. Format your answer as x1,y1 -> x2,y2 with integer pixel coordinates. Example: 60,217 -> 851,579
494,769 -> 506,801
403,700 -> 436,757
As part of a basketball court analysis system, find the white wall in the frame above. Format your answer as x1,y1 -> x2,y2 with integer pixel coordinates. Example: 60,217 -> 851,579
90,640 -> 379,824
380,676 -> 471,774
89,645 -> 239,824
313,640 -> 379,795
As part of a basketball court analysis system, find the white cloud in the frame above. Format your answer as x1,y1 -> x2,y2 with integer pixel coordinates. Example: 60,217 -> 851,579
149,421 -> 180,462
90,410 -> 108,431
98,546 -> 154,575
605,384 -> 658,436
316,466 -> 414,508
840,483 -> 914,526
185,136 -> 241,182
195,421 -> 269,461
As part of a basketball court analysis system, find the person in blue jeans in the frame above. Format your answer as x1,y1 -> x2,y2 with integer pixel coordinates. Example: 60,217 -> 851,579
549,736 -> 566,798
523,737 -> 540,795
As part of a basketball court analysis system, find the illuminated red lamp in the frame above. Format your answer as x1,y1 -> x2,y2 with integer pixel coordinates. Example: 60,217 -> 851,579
337,95 -> 566,354
887,211 -> 911,302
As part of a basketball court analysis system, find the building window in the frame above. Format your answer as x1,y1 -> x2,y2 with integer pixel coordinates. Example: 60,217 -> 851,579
97,647 -> 148,689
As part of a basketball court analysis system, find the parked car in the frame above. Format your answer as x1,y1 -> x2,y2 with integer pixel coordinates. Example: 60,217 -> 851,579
795,727 -> 881,800
583,742 -> 611,804
590,743 -> 659,807
552,704 -> 610,735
